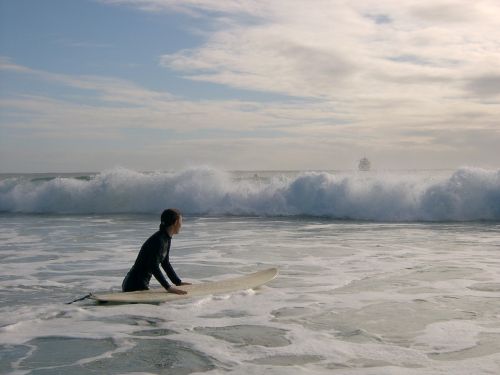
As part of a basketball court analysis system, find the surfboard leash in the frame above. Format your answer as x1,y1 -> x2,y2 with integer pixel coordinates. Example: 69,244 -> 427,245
66,293 -> 92,304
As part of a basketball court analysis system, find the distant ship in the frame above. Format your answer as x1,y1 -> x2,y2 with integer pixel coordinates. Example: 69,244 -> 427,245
358,157 -> 371,171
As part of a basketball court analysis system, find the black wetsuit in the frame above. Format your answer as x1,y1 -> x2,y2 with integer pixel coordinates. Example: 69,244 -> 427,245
122,231 -> 182,292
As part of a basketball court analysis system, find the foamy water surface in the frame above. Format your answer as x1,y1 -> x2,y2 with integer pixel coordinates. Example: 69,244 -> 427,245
1,168 -> 500,374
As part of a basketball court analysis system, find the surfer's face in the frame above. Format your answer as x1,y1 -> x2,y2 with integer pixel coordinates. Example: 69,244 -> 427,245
172,216 -> 182,235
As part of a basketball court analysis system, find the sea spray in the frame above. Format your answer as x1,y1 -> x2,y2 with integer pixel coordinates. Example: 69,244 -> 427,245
0,167 -> 499,221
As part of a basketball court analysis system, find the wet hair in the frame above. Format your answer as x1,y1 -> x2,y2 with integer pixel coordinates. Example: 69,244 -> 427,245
159,208 -> 181,232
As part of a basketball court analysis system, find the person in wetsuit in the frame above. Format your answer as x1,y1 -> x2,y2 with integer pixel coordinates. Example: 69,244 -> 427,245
122,208 -> 191,295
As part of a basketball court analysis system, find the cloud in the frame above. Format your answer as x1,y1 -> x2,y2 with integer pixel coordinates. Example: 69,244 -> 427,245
98,0 -> 500,144
4,0 -> 500,171
149,0 -> 500,103
0,56 -> 175,106
465,74 -> 500,98
100,0 -> 269,17
2,54 -> 499,167
0,56 -> 37,74
409,2 -> 483,23
0,59 -> 348,137
152,0 -> 500,160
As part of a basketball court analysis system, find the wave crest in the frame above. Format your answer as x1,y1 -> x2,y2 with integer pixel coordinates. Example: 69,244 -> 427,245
1,167 -> 499,221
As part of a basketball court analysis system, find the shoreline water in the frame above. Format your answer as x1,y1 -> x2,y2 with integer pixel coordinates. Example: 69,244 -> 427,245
1,215 -> 499,373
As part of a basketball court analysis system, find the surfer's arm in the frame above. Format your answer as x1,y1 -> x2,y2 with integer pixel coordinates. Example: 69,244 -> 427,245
151,263 -> 172,291
161,259 -> 182,286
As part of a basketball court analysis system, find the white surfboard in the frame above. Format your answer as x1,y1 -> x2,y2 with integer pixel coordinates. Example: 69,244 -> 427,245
90,267 -> 278,304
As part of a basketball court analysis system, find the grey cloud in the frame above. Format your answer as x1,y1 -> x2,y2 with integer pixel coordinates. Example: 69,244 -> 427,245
373,71 -> 451,85
365,13 -> 392,25
388,55 -> 434,66
465,74 -> 500,97
161,38 -> 359,99
284,44 -> 357,79
410,2 -> 478,23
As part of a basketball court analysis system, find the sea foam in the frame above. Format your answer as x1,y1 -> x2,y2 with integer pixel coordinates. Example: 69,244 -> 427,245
0,167 -> 499,221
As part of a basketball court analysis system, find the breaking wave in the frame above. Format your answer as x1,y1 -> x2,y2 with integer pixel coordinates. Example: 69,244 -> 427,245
1,167 -> 499,222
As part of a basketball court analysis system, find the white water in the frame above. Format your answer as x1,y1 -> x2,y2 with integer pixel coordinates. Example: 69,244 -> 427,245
1,212 -> 500,374
1,167 -> 499,221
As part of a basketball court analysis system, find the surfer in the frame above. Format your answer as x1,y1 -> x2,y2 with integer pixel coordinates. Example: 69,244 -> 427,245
122,208 -> 191,294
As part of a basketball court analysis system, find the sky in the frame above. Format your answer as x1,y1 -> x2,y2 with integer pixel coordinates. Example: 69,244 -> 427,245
1,0 -> 499,172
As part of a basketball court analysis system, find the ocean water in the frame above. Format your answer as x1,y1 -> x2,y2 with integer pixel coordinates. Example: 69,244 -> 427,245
1,167 -> 500,374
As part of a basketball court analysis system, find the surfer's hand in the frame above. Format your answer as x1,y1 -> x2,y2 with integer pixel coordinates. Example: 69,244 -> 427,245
168,287 -> 187,295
